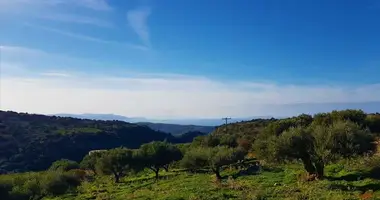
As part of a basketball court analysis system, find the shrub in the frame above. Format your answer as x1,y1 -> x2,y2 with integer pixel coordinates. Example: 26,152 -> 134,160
49,159 -> 80,172
0,171 -> 82,200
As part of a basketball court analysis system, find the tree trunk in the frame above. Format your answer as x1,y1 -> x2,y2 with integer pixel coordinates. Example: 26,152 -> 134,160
314,160 -> 324,179
114,173 -> 120,183
155,169 -> 159,180
213,168 -> 222,180
300,155 -> 316,175
149,167 -> 160,180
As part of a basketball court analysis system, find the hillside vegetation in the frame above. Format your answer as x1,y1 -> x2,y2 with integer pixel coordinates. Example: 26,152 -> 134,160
54,114 -> 215,135
0,111 -> 199,173
212,110 -> 380,140
1,109 -> 380,200
48,158 -> 380,200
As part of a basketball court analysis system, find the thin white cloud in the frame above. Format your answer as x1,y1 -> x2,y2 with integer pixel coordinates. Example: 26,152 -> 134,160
73,0 -> 112,11
38,13 -> 113,28
127,7 -> 151,47
0,0 -> 112,12
0,0 -> 112,29
0,45 -> 47,56
40,72 -> 71,77
24,24 -> 149,51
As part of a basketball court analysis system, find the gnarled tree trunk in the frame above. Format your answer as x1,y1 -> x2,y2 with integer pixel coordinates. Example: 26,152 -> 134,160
113,172 -> 120,183
155,169 -> 159,180
314,160 -> 324,179
163,165 -> 169,172
212,167 -> 222,180
300,155 -> 317,175
150,167 -> 160,180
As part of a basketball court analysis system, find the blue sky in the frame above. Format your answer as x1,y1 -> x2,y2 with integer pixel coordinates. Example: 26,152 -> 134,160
0,0 -> 379,119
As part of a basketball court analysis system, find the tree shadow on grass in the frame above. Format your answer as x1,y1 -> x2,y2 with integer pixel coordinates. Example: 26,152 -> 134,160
186,169 -> 211,174
124,174 -> 179,190
124,173 -> 180,184
261,165 -> 284,173
231,165 -> 262,179
327,168 -> 380,182
222,193 -> 238,198
328,183 -> 380,193
129,180 -> 155,191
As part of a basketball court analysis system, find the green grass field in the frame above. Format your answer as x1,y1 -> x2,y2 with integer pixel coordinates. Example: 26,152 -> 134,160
47,159 -> 380,200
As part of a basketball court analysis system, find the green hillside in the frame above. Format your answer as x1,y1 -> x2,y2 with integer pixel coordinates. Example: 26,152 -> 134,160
47,159 -> 380,200
0,111 -> 196,173
1,109 -> 380,200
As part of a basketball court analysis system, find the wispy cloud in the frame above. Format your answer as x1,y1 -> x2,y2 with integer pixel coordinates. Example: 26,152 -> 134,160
73,0 -> 112,11
40,72 -> 71,77
24,24 -> 149,51
127,7 -> 151,47
0,45 -> 46,56
0,0 -> 112,28
1,45 -> 380,118
0,0 -> 112,12
38,13 -> 113,28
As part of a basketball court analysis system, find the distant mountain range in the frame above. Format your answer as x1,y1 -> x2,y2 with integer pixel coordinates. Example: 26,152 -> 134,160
53,113 -> 223,135
54,113 -> 272,126
54,113 -> 144,122
53,114 -> 274,135
53,101 -> 380,134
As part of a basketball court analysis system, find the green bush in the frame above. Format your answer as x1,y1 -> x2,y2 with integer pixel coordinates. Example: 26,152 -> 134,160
42,172 -> 71,196
49,159 -> 80,172
0,171 -> 82,200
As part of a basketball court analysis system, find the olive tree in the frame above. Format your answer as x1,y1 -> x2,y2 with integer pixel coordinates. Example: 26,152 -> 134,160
181,146 -> 246,180
80,152 -> 103,174
49,159 -> 79,171
254,120 -> 375,179
96,148 -> 141,183
139,141 -> 183,179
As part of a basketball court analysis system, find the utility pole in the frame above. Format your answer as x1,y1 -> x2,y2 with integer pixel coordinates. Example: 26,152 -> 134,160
222,117 -> 231,126
222,117 -> 231,134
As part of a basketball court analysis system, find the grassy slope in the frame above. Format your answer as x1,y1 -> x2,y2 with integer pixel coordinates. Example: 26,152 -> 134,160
49,162 -> 380,200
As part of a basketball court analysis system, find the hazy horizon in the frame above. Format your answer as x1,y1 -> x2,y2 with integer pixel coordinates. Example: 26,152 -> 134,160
2,100 -> 379,123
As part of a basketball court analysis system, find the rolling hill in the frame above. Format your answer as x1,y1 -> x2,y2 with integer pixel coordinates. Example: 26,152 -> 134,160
0,111 -> 200,173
